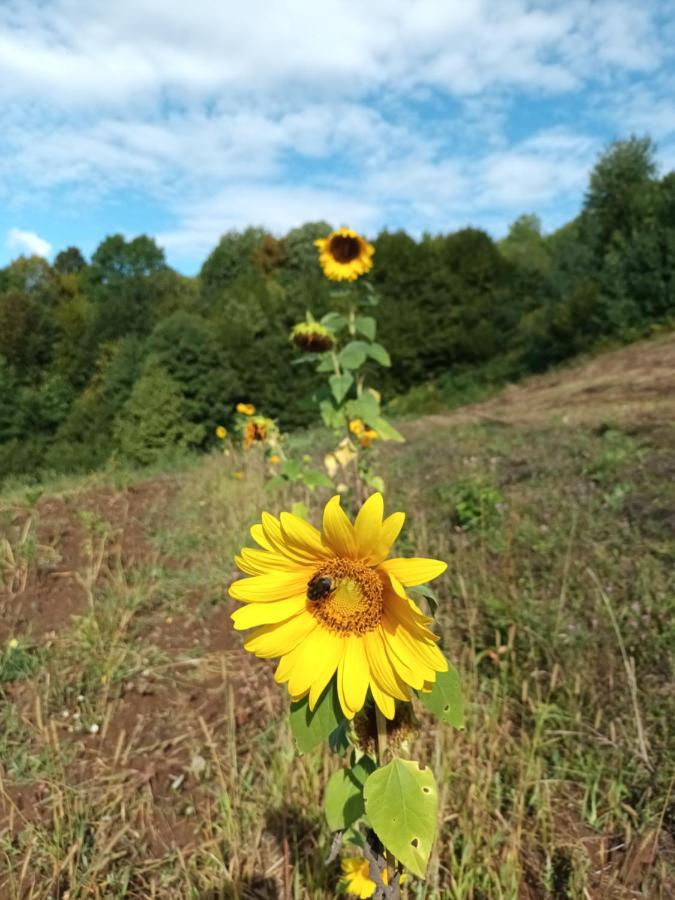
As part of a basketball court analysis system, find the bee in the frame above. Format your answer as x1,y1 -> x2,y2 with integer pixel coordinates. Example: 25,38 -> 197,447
307,574 -> 335,602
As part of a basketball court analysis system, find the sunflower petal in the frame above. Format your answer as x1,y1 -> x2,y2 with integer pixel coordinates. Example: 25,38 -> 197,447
322,495 -> 357,558
308,633 -> 346,709
367,511 -> 406,565
369,680 -> 396,720
381,557 -> 447,586
250,523 -> 274,551
364,629 -> 410,701
354,493 -> 384,558
341,635 -> 370,716
229,570 -> 311,602
288,625 -> 342,698
244,611 -> 318,658
231,594 -> 308,630
279,511 -> 332,560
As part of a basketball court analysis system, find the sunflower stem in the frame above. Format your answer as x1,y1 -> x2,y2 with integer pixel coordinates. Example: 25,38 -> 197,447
375,707 -> 388,767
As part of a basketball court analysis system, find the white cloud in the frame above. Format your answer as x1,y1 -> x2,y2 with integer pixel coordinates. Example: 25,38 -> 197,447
6,228 -> 52,258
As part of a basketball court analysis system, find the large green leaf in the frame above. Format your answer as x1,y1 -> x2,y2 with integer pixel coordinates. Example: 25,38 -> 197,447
324,768 -> 364,831
329,372 -> 354,404
367,342 -> 391,367
339,341 -> 369,370
346,392 -> 380,423
319,399 -> 343,429
316,355 -> 335,373
417,663 -> 464,729
289,679 -> 346,753
370,415 -> 405,443
355,316 -> 376,341
363,758 -> 438,879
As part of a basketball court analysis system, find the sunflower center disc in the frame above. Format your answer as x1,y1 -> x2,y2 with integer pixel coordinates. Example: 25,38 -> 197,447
307,558 -> 384,635
328,235 -> 361,264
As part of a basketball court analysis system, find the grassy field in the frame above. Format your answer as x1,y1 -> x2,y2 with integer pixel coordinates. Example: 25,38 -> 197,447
1,337 -> 674,899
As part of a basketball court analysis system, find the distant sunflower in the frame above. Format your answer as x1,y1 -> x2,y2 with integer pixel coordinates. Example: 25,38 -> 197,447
215,425 -> 227,439
314,228 -> 375,282
243,418 -> 268,449
236,403 -> 256,416
230,493 -> 447,719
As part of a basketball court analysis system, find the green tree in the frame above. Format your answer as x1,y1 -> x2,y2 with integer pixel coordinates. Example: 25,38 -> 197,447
54,246 -> 86,274
113,357 -> 204,465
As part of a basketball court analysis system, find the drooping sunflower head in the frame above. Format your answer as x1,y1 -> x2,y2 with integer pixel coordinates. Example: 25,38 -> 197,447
290,321 -> 336,353
230,493 -> 448,720
236,402 -> 256,416
314,227 -> 375,282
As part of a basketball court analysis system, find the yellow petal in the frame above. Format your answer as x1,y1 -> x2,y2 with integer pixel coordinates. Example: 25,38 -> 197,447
279,511 -> 332,560
383,603 -> 447,674
353,493 -> 384,558
231,594 -> 308,630
364,629 -> 410,701
322,495 -> 357,558
286,624 -> 341,698
366,511 -> 405,565
250,523 -> 274,551
381,557 -> 447,586
369,680 -> 396,720
340,635 -> 369,717
236,547 -> 309,575
309,632 -> 346,709
244,611 -> 318,658
229,570 -> 310,603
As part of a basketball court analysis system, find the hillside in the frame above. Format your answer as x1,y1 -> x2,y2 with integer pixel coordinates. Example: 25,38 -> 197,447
1,337 -> 674,898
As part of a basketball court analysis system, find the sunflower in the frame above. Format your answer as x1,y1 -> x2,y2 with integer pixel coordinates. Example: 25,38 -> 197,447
215,425 -> 227,440
291,321 -> 335,353
243,417 -> 269,449
230,493 -> 447,720
339,857 -> 404,897
314,228 -> 375,282
236,403 -> 256,416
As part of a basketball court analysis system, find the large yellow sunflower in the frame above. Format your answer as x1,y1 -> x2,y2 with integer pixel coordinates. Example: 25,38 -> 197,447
230,493 -> 447,720
314,227 -> 375,282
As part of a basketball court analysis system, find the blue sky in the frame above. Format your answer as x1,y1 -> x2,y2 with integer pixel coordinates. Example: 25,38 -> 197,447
1,0 -> 674,274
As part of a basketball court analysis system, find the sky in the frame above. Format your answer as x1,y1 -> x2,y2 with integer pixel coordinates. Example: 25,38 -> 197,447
1,1 -> 674,275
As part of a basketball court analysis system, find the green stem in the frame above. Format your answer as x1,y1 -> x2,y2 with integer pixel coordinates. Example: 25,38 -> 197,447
330,350 -> 342,377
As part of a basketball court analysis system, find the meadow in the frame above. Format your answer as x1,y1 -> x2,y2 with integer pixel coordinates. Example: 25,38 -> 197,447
0,335 -> 673,899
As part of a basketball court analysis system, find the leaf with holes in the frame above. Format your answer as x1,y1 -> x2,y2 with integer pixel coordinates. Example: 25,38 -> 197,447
363,758 -> 438,878
417,663 -> 464,729
325,768 -> 364,831
289,679 -> 346,753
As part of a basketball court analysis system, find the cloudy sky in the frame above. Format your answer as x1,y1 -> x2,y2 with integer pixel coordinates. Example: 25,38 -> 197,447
1,0 -> 674,273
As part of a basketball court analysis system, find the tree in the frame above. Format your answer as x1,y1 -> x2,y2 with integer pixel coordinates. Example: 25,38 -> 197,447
499,214 -> 551,274
54,246 -> 86,274
583,136 -> 658,255
113,357 -> 204,465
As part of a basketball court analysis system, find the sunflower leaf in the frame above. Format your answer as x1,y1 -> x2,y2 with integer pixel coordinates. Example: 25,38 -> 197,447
363,758 -> 438,879
302,469 -> 334,490
367,342 -> 391,367
321,312 -> 348,332
289,679 -> 346,754
325,768 -> 364,831
316,355 -> 335,373
355,316 -> 377,341
345,393 -> 380,423
416,663 -> 465,729
329,373 -> 354,404
370,416 -> 405,443
408,583 -> 439,616
339,341 -> 370,370
319,400 -> 343,429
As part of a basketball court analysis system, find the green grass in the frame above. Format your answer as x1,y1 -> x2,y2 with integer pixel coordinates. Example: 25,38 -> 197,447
0,420 -> 673,897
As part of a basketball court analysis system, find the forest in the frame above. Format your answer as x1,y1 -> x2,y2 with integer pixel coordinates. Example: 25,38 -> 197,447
1,136 -> 673,485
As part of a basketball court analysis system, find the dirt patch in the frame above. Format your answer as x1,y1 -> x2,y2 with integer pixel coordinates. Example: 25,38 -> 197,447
0,477 -> 175,645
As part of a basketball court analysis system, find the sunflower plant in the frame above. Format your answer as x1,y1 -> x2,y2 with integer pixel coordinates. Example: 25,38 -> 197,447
230,493 -> 464,896
291,228 -> 402,503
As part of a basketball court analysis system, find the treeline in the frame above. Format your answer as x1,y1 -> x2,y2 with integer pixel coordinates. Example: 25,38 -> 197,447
1,136 -> 674,484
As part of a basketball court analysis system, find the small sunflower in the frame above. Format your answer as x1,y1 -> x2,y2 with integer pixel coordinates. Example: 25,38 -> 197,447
230,493 -> 447,719
236,403 -> 256,416
359,428 -> 378,448
349,418 -> 365,436
243,417 -> 269,449
215,425 -> 228,440
314,228 -> 375,282
291,321 -> 335,353
340,857 -> 403,897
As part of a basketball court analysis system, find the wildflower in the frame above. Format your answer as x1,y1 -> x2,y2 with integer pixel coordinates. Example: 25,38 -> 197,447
8,638 -> 19,650
291,321 -> 335,352
359,428 -> 379,448
340,857 -> 404,897
269,454 -> 281,465
215,425 -> 228,439
314,228 -> 375,282
230,493 -> 447,719
243,417 -> 269,449
236,403 -> 256,416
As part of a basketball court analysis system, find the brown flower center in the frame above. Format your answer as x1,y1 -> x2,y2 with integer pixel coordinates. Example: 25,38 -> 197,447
328,234 -> 362,264
306,558 -> 383,635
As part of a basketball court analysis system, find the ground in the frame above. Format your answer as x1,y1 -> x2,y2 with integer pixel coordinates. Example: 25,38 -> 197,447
1,334 -> 674,899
